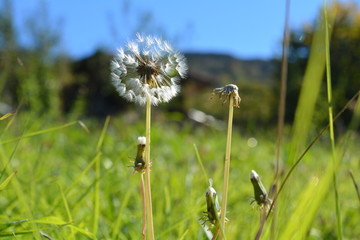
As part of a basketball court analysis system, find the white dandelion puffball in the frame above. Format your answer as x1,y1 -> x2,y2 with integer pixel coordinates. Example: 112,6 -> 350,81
111,33 -> 188,106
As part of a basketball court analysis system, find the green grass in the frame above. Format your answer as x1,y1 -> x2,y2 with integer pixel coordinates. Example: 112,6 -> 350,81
0,5 -> 359,238
0,111 -> 359,239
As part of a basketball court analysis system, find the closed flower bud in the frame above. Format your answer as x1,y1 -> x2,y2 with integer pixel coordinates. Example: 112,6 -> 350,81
250,170 -> 272,210
133,136 -> 146,173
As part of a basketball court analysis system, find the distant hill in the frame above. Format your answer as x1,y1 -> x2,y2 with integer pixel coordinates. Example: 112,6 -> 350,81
185,53 -> 276,86
61,50 -> 277,122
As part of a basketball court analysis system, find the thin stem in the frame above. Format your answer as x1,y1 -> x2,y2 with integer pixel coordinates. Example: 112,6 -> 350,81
349,170 -> 360,203
323,2 -> 342,239
275,0 -> 291,179
254,208 -> 267,240
212,227 -> 220,240
145,96 -> 155,240
271,1 -> 291,238
220,96 -> 234,236
141,174 -> 147,240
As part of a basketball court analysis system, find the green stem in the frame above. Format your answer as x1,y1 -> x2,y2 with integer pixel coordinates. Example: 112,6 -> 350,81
220,96 -> 234,236
255,208 -> 267,240
349,170 -> 360,203
141,174 -> 147,240
92,152 -> 101,236
323,2 -> 343,239
145,96 -> 155,240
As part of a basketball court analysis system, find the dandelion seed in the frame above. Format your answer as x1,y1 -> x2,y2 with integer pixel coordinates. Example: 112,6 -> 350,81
111,33 -> 188,106
212,84 -> 241,108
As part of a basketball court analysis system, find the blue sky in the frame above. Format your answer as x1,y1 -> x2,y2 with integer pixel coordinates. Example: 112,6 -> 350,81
12,0 -> 360,60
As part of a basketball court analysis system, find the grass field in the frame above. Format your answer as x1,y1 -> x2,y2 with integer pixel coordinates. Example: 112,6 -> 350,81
1,2 -> 359,239
0,110 -> 359,239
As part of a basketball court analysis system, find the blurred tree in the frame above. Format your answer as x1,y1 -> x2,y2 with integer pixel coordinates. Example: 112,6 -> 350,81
0,0 -> 61,115
278,2 -> 360,127
0,0 -> 19,112
20,1 -> 61,115
62,50 -> 129,117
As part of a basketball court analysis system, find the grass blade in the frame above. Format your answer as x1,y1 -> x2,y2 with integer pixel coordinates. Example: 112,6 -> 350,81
111,189 -> 132,239
0,121 -> 78,145
0,112 -> 14,121
323,1 -> 343,238
0,171 -> 17,191
93,116 -> 110,236
349,170 -> 360,203
193,144 -> 209,183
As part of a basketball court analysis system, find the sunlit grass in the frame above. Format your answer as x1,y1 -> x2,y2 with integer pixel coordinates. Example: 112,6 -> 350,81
0,110 -> 359,239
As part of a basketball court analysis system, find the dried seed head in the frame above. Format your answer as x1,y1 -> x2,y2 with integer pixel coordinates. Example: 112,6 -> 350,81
212,84 -> 241,108
111,33 -> 188,106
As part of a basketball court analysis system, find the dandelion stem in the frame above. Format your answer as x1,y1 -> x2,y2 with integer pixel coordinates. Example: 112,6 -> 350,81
220,96 -> 234,236
145,96 -> 155,240
212,227 -> 220,240
255,208 -> 267,240
323,2 -> 343,239
141,174 -> 147,240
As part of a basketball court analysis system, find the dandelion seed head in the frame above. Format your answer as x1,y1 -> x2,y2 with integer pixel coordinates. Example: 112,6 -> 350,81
111,33 -> 187,106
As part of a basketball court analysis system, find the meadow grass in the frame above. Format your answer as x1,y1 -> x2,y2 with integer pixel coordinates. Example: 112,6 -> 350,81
0,4 -> 359,239
0,109 -> 359,239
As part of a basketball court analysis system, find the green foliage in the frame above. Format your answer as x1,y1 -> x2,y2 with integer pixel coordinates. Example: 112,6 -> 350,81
0,1 -> 359,239
0,0 -> 61,116
0,112 -> 359,239
281,2 -> 360,127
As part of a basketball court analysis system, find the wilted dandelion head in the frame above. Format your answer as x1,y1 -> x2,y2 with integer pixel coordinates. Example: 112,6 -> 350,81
111,33 -> 188,106
212,84 -> 241,108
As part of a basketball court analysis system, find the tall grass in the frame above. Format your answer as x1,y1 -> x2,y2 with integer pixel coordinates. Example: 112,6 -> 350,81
323,1 -> 343,238
0,108 -> 358,239
0,4 -> 359,238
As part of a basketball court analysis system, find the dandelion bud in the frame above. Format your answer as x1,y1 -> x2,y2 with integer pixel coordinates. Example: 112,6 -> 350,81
205,179 -> 221,226
134,136 -> 146,173
212,84 -> 241,108
250,170 -> 272,209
